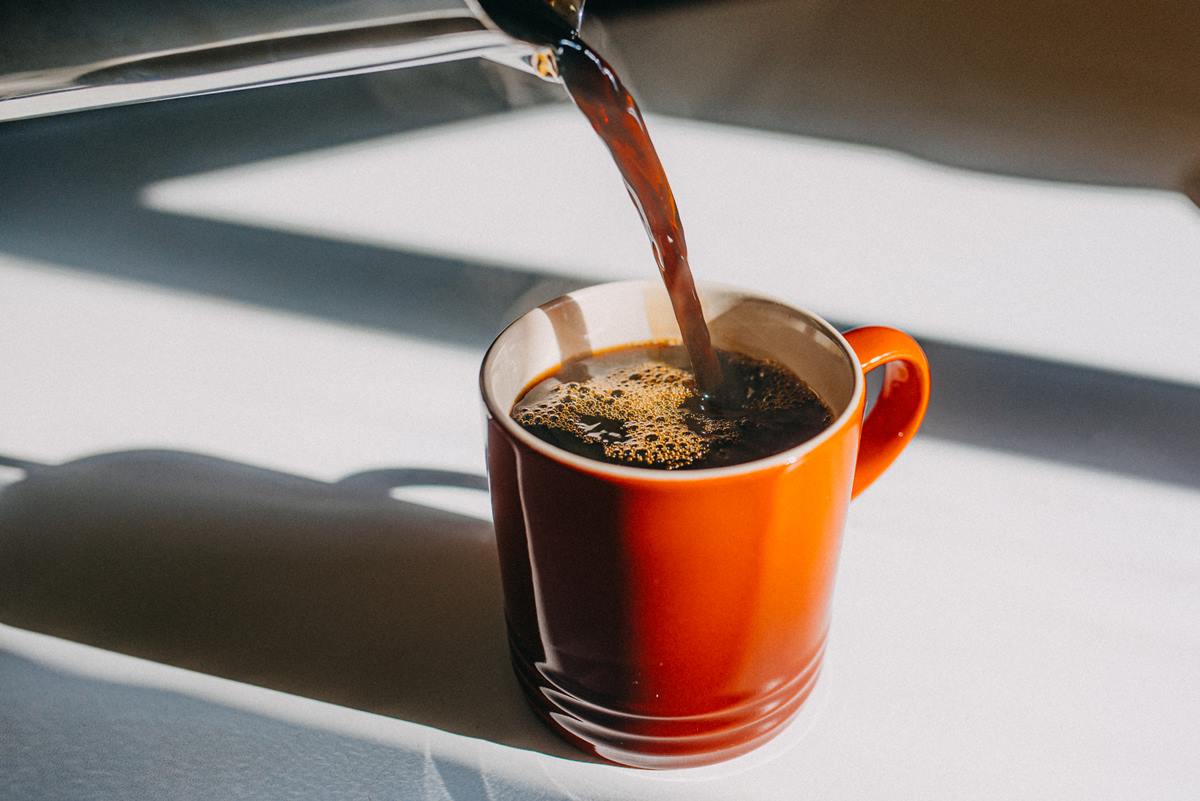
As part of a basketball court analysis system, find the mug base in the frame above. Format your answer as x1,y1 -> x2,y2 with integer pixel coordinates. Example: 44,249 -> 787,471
509,642 -> 825,769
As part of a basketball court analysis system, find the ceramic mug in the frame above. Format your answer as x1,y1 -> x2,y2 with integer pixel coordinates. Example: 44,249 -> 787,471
480,281 -> 930,768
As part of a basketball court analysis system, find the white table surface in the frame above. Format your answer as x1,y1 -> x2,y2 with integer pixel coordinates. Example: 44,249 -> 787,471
143,106 -> 1200,387
2,81 -> 1199,799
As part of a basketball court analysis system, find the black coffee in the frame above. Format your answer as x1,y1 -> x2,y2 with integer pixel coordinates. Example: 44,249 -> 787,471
512,344 -> 834,470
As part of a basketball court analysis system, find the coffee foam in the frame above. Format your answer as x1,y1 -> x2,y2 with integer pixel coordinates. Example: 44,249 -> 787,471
513,355 -> 817,469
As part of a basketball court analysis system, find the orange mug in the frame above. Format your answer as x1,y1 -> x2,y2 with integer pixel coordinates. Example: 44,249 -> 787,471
481,281 -> 930,768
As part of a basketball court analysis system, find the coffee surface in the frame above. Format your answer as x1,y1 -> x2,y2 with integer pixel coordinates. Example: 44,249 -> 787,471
512,344 -> 834,470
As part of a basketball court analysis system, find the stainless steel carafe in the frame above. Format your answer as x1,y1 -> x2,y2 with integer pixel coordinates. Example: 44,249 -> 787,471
0,0 -> 582,122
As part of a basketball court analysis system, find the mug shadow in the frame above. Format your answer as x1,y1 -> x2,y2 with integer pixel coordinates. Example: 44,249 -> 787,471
0,449 -> 586,760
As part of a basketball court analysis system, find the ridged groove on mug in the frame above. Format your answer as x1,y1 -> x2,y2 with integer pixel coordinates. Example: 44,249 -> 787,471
507,633 -> 826,767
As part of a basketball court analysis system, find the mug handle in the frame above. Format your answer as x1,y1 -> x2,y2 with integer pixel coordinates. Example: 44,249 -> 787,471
843,326 -> 931,498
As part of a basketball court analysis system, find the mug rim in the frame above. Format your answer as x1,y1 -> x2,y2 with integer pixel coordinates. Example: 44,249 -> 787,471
479,280 -> 865,482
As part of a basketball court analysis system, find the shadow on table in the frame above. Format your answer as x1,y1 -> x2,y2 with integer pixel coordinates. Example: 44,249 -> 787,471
0,648 -> 556,801
0,449 -> 584,761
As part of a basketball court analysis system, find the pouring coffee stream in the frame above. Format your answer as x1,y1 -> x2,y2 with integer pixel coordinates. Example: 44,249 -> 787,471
480,0 -> 726,398
552,38 -> 726,399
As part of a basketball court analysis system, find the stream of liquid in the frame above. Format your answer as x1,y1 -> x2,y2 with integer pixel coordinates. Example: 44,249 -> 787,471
480,1 -> 725,396
551,38 -> 725,396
